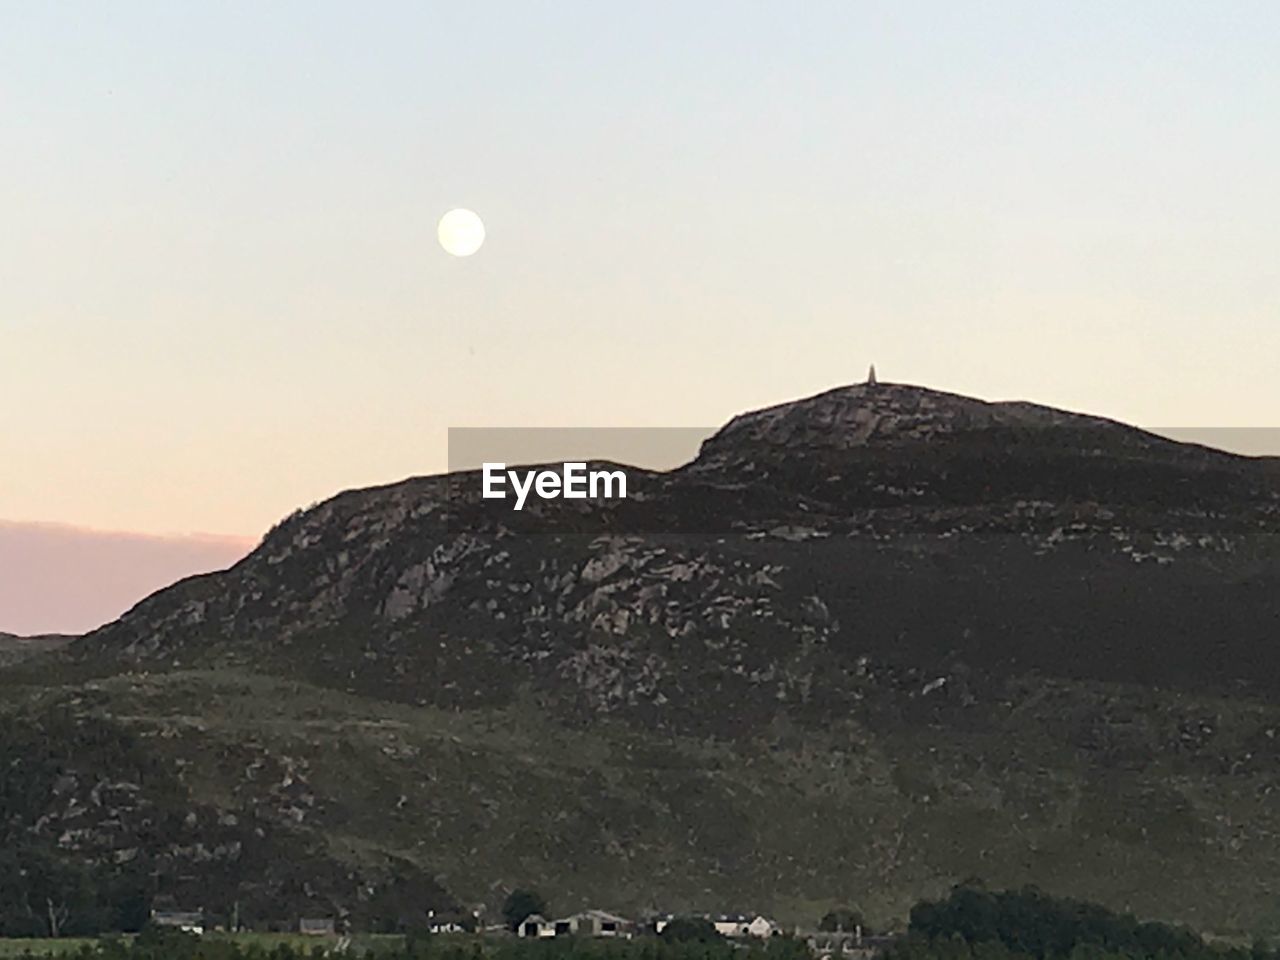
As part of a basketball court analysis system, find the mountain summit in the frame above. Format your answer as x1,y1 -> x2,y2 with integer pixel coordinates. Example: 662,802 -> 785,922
704,381 -> 1113,451
6,382 -> 1280,932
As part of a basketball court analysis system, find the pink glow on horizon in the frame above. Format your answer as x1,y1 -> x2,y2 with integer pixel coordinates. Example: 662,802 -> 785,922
0,520 -> 255,637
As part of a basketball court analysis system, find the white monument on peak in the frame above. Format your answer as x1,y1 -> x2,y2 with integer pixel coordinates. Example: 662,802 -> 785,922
867,364 -> 878,385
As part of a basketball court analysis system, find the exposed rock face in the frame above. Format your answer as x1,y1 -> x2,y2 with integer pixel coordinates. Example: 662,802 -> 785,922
8,382 -> 1280,931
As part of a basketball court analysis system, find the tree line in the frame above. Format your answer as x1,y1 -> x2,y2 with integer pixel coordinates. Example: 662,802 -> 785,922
893,884 -> 1274,960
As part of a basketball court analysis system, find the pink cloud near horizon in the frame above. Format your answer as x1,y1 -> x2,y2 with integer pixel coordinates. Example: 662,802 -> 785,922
0,520 -> 255,636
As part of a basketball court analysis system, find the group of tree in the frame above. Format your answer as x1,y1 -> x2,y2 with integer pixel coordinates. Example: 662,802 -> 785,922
0,706 -> 179,937
658,918 -> 720,943
893,883 -> 1275,960
0,842 -> 150,938
503,891 -> 551,931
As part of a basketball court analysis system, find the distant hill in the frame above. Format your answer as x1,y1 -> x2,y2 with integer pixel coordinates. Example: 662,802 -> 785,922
5,382 -> 1280,935
0,631 -> 74,666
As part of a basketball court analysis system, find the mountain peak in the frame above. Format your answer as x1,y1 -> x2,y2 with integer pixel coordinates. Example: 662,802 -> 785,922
697,381 -> 1125,460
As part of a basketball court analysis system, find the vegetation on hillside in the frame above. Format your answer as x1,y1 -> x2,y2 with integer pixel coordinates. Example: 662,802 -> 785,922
0,698 -> 454,936
657,919 -> 720,944
5,667 -> 1280,936
890,885 -> 1277,960
0,708 -> 162,936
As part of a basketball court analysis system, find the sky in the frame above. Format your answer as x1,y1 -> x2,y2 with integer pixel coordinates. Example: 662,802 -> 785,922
0,521 -> 253,636
2,2 -> 1279,632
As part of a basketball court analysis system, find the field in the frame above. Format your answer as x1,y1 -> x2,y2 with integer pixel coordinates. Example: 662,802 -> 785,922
0,934 -> 408,958
0,940 -> 98,958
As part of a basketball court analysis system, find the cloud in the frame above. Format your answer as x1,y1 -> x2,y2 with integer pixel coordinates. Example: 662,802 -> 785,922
0,520 -> 254,636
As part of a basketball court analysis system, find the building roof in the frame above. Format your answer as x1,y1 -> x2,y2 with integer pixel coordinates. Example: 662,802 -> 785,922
575,909 -> 630,922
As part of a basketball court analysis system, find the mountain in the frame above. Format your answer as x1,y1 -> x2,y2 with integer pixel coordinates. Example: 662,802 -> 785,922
5,382 -> 1280,934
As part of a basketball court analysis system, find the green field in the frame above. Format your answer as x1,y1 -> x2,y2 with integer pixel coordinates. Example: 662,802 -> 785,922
0,939 -> 99,957
0,934 -> 409,958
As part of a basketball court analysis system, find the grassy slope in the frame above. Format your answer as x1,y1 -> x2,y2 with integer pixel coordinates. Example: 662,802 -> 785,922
9,670 -> 1279,937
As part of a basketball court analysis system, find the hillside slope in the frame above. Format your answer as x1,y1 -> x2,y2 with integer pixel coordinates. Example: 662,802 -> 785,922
5,382 -> 1280,933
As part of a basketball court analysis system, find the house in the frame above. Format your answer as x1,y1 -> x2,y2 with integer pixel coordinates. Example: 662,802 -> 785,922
428,918 -> 471,934
151,910 -> 205,936
712,914 -> 781,938
551,910 -> 632,938
746,915 -> 782,938
647,914 -> 675,935
517,914 -> 556,938
427,908 -> 475,934
299,918 -> 336,936
712,915 -> 750,938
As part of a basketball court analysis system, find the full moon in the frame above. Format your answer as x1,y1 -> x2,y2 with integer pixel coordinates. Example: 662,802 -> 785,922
438,208 -> 485,257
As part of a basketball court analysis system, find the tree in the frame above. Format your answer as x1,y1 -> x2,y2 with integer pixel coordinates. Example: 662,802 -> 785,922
0,844 -> 102,937
820,908 -> 869,934
660,917 -> 721,943
502,889 -> 548,931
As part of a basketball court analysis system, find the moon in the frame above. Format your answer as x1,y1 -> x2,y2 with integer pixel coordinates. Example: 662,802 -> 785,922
438,208 -> 485,257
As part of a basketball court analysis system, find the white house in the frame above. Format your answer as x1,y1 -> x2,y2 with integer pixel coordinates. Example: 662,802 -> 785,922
650,914 -> 674,935
746,915 -> 782,938
712,914 -> 780,938
518,914 -> 556,938
151,910 -> 205,936
552,910 -> 631,938
427,908 -> 474,934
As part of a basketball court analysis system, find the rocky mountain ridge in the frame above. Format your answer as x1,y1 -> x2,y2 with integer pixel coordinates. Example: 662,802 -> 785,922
66,382 -> 1280,707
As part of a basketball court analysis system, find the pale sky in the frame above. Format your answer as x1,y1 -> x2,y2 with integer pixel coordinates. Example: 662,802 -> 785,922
3,0 -> 1279,552
0,521 -> 253,635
